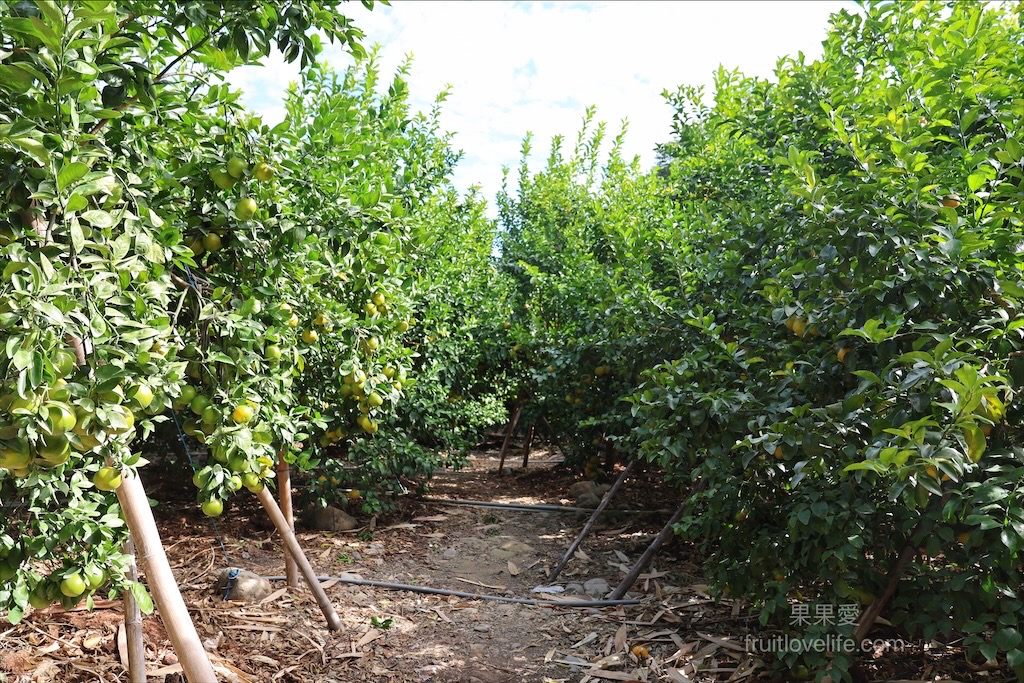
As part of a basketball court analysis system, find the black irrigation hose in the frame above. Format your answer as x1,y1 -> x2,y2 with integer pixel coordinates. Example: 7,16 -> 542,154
264,575 -> 640,608
420,496 -> 668,515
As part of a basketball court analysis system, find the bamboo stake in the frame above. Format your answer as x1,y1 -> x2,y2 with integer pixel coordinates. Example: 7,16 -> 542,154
496,403 -> 523,474
117,472 -> 218,683
122,539 -> 146,683
609,498 -> 687,600
254,486 -> 343,631
521,425 -> 535,469
549,460 -> 636,582
276,453 -> 298,587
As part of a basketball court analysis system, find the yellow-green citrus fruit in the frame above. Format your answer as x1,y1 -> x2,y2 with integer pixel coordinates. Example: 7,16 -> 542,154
60,573 -> 87,598
253,161 -> 274,182
189,394 -> 211,416
83,565 -> 106,590
210,168 -> 236,190
226,157 -> 247,179
201,499 -> 224,517
43,402 -> 77,436
53,350 -> 76,378
94,466 -> 123,491
231,404 -> 254,424
128,383 -> 154,409
202,232 -> 222,252
234,197 -> 257,221
38,435 -> 71,465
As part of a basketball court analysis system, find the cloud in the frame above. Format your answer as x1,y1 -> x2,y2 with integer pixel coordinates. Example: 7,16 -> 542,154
227,1 -> 849,213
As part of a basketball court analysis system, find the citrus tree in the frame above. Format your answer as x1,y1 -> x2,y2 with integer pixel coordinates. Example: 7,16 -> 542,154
497,111 -> 676,472
0,0 -> 376,623
495,2 -> 1024,680
640,2 -> 1024,679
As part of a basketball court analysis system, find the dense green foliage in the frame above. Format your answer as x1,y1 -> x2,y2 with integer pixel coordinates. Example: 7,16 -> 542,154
0,0 -> 519,622
3,2 -> 1024,681
498,2 -> 1024,680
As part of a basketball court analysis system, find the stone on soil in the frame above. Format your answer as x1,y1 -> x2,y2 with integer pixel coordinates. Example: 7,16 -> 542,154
583,577 -> 610,598
214,568 -> 272,602
304,505 -> 357,531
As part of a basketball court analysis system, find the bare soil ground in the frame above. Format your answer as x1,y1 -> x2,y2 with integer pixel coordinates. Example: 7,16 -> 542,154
0,446 -> 1012,683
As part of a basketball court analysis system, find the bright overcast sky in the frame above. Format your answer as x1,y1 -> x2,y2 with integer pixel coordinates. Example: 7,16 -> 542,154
228,1 -> 847,211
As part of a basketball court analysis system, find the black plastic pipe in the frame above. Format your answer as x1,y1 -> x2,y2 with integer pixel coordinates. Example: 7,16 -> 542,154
420,497 -> 665,515
264,575 -> 639,607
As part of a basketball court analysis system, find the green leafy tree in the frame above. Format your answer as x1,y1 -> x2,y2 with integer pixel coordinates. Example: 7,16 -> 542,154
0,0 -> 377,622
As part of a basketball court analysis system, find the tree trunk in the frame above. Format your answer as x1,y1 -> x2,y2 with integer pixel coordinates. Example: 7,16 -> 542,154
496,403 -> 523,473
521,425 -> 535,468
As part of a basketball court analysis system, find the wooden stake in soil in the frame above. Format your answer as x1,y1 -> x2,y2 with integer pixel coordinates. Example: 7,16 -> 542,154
496,403 -> 523,474
276,453 -> 298,587
254,486 -> 343,631
122,538 -> 146,683
549,460 -> 636,582
117,472 -> 218,683
521,425 -> 536,469
609,498 -> 687,600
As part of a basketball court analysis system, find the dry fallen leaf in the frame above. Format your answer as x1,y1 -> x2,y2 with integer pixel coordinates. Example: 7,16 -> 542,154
508,560 -> 521,576
571,631 -> 598,648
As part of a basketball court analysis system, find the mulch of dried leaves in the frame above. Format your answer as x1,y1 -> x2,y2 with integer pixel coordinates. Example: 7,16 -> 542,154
0,444 -> 1013,683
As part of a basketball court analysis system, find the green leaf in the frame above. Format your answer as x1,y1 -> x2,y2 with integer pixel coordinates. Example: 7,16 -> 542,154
0,65 -> 36,94
995,628 -> 1022,652
80,209 -> 114,228
73,174 -> 116,197
66,193 -> 88,213
127,581 -> 154,615
967,171 -> 988,192
963,424 -> 985,462
9,135 -> 50,166
57,162 -> 90,192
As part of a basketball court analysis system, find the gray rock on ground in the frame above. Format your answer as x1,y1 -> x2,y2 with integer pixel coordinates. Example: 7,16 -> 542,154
583,577 -> 610,598
568,481 -> 612,503
304,505 -> 358,531
568,480 -> 597,499
576,492 -> 602,508
214,568 -> 272,602
487,539 -> 535,561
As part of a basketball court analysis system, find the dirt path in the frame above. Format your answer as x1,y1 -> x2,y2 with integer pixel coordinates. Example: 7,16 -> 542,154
0,449 -> 1000,682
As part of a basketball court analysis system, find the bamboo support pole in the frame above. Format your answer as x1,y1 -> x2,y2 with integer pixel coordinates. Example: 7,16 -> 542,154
254,486 -> 343,631
549,460 -> 636,581
609,499 -> 687,600
122,539 -> 146,683
276,454 -> 298,587
117,472 -> 218,683
496,403 -> 523,473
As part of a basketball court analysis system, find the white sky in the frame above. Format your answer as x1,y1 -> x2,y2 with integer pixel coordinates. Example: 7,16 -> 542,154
228,1 -> 848,210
